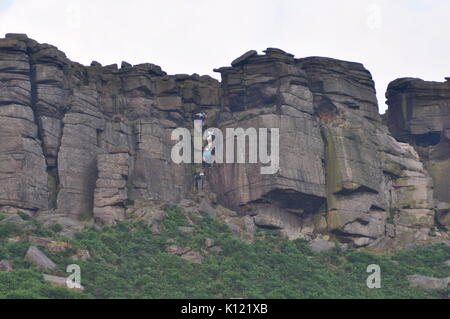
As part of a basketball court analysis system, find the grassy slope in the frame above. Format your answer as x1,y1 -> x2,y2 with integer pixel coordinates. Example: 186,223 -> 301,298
0,207 -> 449,299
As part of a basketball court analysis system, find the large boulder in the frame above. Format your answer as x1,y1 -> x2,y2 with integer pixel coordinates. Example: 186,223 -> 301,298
24,246 -> 57,270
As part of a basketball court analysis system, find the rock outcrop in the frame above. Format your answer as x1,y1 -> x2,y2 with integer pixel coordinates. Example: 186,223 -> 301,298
24,246 -> 57,270
386,78 -> 450,229
0,33 -> 219,224
0,35 -> 48,212
0,34 -> 445,249
211,50 -> 436,248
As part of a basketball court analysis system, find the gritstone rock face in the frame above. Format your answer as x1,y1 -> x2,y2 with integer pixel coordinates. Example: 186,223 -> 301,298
0,34 -> 442,248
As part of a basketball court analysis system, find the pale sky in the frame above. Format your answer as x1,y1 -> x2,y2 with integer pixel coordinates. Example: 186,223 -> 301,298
1,0 -> 449,113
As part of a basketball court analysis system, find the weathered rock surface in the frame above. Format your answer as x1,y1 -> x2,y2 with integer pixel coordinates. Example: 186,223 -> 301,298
0,259 -> 13,272
180,250 -> 204,264
28,235 -> 71,253
0,34 -> 220,222
211,50 -> 436,248
0,213 -> 26,228
386,78 -> 450,215
167,245 -> 191,256
308,238 -> 336,252
436,202 -> 450,230
43,274 -> 84,291
24,246 -> 57,270
70,249 -> 91,262
33,210 -> 90,238
0,34 -> 445,249
93,152 -> 131,225
407,274 -> 450,290
0,35 -> 48,212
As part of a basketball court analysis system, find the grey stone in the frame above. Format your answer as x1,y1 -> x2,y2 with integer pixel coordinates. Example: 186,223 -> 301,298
93,152 -> 130,225
0,43 -> 49,212
436,202 -> 450,229
167,245 -> 190,256
231,50 -> 258,67
149,221 -> 162,235
181,250 -> 203,264
0,214 -> 25,227
199,200 -> 217,218
0,259 -> 13,272
5,33 -> 28,40
70,249 -> 91,262
253,204 -> 305,240
179,199 -> 196,209
24,246 -> 57,270
407,275 -> 450,290
352,237 -> 372,247
0,35 -> 442,250
308,238 -> 336,252
386,78 -> 450,205
43,274 -> 84,291
121,61 -> 132,69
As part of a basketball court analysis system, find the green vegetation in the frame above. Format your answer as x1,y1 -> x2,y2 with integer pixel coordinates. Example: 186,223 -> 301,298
16,211 -> 30,221
0,206 -> 449,299
49,224 -> 63,234
0,222 -> 21,239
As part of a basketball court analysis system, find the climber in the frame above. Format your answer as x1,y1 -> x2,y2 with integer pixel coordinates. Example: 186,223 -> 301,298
205,128 -> 214,144
194,171 -> 205,190
193,111 -> 207,135
194,111 -> 208,123
203,143 -> 213,165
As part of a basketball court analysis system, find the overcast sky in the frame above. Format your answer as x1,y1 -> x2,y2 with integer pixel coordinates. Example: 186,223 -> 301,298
1,0 -> 449,113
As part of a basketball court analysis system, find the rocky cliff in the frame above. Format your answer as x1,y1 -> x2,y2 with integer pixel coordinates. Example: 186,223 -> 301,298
386,78 -> 450,230
0,34 -> 445,249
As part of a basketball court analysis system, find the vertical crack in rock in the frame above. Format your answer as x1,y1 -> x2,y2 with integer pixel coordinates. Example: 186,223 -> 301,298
26,41 -> 65,209
0,34 -> 48,213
